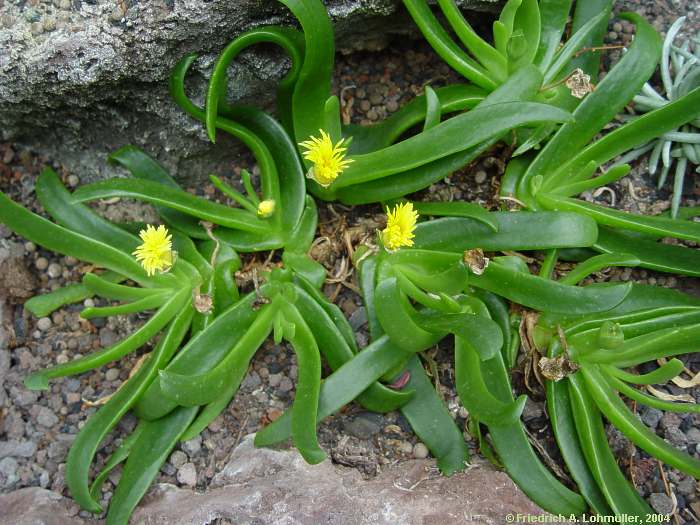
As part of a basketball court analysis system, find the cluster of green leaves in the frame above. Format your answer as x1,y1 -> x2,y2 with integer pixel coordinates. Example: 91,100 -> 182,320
1,0 -> 699,524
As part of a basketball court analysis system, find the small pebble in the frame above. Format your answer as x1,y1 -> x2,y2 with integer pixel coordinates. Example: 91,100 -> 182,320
35,257 -> 49,270
268,373 -> 282,388
474,170 -> 487,184
109,7 -> 124,22
67,175 -> 79,187
181,436 -> 202,456
649,493 -> 675,515
37,406 -> 59,428
278,377 -> 294,392
412,443 -> 429,459
176,463 -> 197,486
47,263 -> 62,278
24,242 -> 36,253
169,450 -> 187,469
105,369 -> 120,381
37,317 -> 52,331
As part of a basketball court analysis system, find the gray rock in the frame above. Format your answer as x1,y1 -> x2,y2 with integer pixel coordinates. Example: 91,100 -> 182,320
241,371 -> 261,391
176,462 -> 197,487
104,368 -> 120,382
127,434 -> 547,524
0,440 -> 37,460
0,0 -> 498,185
0,487 -> 84,525
521,398 -> 544,422
343,412 -> 384,439
0,457 -> 19,489
412,442 -> 429,459
686,427 -> 700,445
36,406 -> 59,428
649,493 -> 675,515
640,406 -> 664,428
169,450 -> 188,469
349,306 -> 368,330
99,329 -> 120,348
181,436 -> 202,456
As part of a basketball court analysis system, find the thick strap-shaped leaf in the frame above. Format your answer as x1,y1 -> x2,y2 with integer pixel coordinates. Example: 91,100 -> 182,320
595,227 -> 700,277
335,141 -> 494,204
582,323 -> 700,367
72,179 -> 267,234
604,360 -> 685,386
158,302 -> 277,407
534,0 -> 573,72
108,146 -> 206,239
0,191 -> 167,287
436,0 -> 507,79
566,0 -> 612,81
106,406 -> 198,525
293,286 -> 412,412
254,336 -> 411,447
88,423 -> 144,504
479,345 -> 587,515
581,365 -> 700,478
36,168 -> 138,253
537,192 -> 700,243
520,12 -> 660,201
546,377 -> 613,515
567,373 -> 652,517
24,287 -> 190,390
561,86 -> 700,183
412,201 -> 497,231
606,373 -> 700,414
470,259 -> 631,315
25,271 -> 124,318
344,84 -> 485,154
454,336 -> 525,425
335,101 -> 571,188
413,211 -> 598,251
277,303 -> 325,464
375,277 -> 442,352
559,253 -> 640,285
398,356 -> 470,475
134,293 -> 258,420
66,306 -> 192,513
280,0 -> 336,146
418,310 -> 503,360
403,0 -> 498,90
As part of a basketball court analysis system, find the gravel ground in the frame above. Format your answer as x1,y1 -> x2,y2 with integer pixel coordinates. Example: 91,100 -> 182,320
1,1 -> 699,523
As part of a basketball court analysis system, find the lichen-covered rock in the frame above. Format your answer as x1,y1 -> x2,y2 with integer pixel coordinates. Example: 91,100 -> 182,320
0,487 -> 83,525
130,434 -> 546,524
0,0 -> 497,185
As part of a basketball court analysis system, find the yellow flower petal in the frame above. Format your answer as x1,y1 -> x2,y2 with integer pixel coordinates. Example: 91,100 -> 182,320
381,202 -> 418,250
132,224 -> 173,276
299,129 -> 353,187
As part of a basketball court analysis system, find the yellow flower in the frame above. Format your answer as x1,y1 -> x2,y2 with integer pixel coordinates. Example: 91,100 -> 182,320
299,129 -> 353,187
257,199 -> 276,218
132,225 -> 173,276
382,202 -> 418,250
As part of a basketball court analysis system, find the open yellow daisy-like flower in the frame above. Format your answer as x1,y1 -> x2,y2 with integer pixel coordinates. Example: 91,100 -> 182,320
133,224 -> 174,276
382,202 -> 418,251
299,129 -> 353,187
